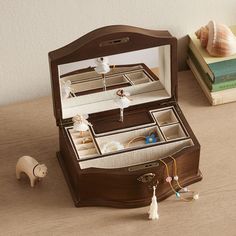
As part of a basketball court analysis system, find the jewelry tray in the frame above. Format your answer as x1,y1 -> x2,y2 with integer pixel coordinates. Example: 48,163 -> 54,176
49,25 -> 202,208
66,106 -> 191,169
61,64 -> 156,96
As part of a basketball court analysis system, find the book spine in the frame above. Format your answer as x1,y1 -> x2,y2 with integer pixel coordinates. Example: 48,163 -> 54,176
189,35 -> 236,83
188,49 -> 236,91
187,50 -> 213,90
186,58 -> 213,104
187,57 -> 236,105
212,80 -> 236,91
214,73 -> 236,84
189,40 -> 215,82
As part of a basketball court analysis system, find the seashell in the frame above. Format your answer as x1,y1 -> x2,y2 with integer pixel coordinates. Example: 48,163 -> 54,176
195,26 -> 209,48
195,21 -> 236,57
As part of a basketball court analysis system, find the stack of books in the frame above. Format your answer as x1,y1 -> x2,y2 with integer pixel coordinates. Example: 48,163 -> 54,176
187,26 -> 236,105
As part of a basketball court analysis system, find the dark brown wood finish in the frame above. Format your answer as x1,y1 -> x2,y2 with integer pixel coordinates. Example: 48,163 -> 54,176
49,25 -> 201,208
58,102 -> 202,207
91,108 -> 154,134
49,25 -> 177,124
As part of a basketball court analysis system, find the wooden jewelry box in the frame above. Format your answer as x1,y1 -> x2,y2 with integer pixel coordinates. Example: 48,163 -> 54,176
49,25 -> 202,208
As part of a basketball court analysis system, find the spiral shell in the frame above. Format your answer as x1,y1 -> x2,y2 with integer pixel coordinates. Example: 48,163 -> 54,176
195,21 -> 236,57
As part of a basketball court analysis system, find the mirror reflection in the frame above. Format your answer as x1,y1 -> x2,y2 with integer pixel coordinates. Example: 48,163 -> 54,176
58,46 -> 171,118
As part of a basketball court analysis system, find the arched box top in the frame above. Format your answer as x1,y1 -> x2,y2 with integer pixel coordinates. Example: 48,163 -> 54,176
49,25 -> 177,65
48,25 -> 178,123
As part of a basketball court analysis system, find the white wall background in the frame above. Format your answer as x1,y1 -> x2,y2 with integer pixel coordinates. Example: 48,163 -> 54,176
1,0 -> 236,106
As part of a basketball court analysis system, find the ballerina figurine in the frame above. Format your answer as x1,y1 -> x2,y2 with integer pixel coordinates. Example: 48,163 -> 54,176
60,80 -> 76,99
72,114 -> 92,136
114,89 -> 131,122
94,57 -> 110,91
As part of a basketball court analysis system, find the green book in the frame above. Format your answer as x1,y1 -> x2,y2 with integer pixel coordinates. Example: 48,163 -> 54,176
188,49 -> 236,92
188,25 -> 236,83
187,57 -> 236,105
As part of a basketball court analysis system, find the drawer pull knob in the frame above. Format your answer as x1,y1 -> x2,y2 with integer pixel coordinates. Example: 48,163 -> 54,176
137,173 -> 155,183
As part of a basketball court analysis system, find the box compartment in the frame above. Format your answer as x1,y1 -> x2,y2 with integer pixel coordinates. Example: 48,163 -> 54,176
152,108 -> 178,126
90,108 -> 156,135
96,126 -> 164,154
161,123 -> 187,141
79,138 -> 194,169
49,25 -> 202,208
126,71 -> 152,84
69,129 -> 100,159
70,74 -> 131,96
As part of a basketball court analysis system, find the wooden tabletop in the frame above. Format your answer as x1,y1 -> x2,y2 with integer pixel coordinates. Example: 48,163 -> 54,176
0,71 -> 236,236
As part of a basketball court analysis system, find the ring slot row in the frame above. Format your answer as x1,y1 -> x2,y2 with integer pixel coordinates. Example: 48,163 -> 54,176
67,107 -> 189,160
69,129 -> 100,159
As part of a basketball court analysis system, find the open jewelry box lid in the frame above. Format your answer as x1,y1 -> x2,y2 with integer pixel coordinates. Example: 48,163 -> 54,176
48,25 -> 177,125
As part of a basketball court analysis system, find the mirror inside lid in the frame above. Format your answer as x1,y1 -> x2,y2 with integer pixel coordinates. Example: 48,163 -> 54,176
48,25 -> 177,121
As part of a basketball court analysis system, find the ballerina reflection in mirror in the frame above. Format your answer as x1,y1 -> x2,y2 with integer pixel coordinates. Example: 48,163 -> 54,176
94,57 -> 111,91
72,114 -> 92,137
60,80 -> 76,99
115,89 -> 131,122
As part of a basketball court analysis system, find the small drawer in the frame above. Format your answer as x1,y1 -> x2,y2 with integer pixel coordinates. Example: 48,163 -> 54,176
131,77 -> 150,84
126,71 -> 151,84
152,109 -> 178,126
161,124 -> 187,141
71,79 -> 103,93
106,75 -> 130,86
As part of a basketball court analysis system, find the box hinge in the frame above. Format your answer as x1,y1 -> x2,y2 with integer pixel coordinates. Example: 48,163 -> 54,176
160,95 -> 177,106
58,118 -> 73,127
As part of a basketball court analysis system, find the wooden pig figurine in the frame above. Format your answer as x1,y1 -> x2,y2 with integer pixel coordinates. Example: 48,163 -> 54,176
16,156 -> 47,187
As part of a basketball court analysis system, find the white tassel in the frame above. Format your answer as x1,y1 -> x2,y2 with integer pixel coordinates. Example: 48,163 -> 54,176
148,186 -> 159,220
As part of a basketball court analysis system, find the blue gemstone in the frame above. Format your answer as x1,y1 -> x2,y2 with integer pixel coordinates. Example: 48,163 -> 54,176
145,134 -> 158,144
